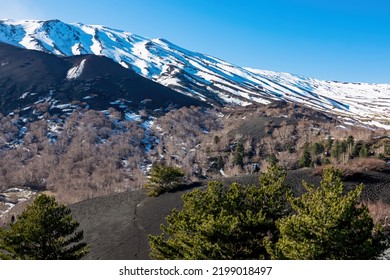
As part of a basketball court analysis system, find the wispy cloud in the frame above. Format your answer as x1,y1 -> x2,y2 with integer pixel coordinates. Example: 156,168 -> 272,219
0,0 -> 44,20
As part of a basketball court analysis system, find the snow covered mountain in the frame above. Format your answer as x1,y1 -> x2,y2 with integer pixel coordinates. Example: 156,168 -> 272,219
1,19 -> 389,128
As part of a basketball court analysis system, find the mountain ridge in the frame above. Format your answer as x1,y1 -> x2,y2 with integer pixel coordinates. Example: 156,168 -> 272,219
1,19 -> 390,129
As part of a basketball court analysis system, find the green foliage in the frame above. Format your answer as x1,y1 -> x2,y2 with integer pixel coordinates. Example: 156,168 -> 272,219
340,141 -> 348,154
149,165 -> 389,260
359,143 -> 369,158
311,142 -> 324,155
299,146 -> 312,168
331,140 -> 339,159
329,139 -> 353,162
273,167 -> 388,260
346,135 -> 355,147
215,155 -> 224,169
378,153 -> 386,160
322,157 -> 331,165
352,142 -> 362,157
385,144 -> 390,156
287,144 -> 295,154
0,194 -> 89,260
145,163 -> 185,197
266,153 -> 279,165
149,164 -> 289,260
233,142 -> 245,167
326,136 -> 333,151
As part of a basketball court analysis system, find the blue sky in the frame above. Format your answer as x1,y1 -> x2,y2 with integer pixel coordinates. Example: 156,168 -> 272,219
0,0 -> 389,83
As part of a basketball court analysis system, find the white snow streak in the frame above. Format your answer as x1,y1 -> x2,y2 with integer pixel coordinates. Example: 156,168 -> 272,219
66,59 -> 86,80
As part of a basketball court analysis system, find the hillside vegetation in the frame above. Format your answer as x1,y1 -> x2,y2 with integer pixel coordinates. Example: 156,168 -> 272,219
1,102 -> 389,208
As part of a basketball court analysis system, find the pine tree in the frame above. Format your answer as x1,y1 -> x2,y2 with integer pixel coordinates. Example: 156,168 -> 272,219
326,136 -> 333,151
311,142 -> 324,155
346,135 -> 354,147
273,167 -> 388,260
233,141 -> 245,167
145,163 -> 185,197
0,194 -> 89,260
331,140 -> 341,160
149,164 -> 289,260
299,146 -> 312,168
359,143 -> 369,158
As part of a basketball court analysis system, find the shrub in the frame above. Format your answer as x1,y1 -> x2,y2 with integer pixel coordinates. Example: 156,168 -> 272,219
145,163 -> 185,197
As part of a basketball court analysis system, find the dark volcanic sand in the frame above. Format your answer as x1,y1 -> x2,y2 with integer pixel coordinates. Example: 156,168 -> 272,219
70,188 -> 192,259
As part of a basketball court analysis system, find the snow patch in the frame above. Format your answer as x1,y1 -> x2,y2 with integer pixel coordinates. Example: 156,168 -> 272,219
125,112 -> 142,122
71,43 -> 81,55
66,59 -> 86,80
19,92 -> 29,99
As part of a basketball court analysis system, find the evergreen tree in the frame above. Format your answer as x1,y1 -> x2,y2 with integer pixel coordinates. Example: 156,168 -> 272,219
311,142 -> 324,155
346,135 -> 354,147
0,194 -> 89,260
340,140 -> 348,154
331,140 -> 339,159
233,141 -> 245,167
266,153 -> 278,165
149,164 -> 289,260
346,135 -> 355,159
145,163 -> 185,197
215,155 -> 224,169
299,146 -> 312,168
359,143 -> 369,158
326,136 -> 333,151
352,142 -> 362,158
273,167 -> 388,260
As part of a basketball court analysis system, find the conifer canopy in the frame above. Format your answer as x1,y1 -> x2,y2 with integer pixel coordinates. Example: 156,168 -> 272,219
273,167 -> 388,259
0,194 -> 89,260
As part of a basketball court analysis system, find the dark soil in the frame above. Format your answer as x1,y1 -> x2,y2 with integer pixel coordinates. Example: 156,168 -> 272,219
69,169 -> 390,260
0,43 -> 208,117
70,187 -> 198,260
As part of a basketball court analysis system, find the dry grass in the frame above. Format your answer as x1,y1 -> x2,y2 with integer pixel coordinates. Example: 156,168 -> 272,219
314,157 -> 389,177
366,200 -> 390,233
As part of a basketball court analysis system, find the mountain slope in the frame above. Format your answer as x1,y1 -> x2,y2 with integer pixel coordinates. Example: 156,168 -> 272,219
0,42 -> 207,117
1,19 -> 389,128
